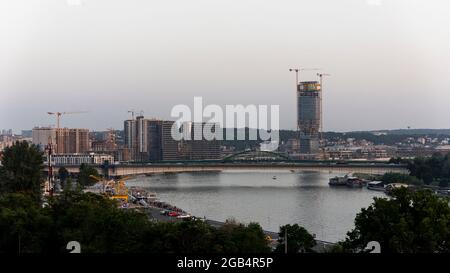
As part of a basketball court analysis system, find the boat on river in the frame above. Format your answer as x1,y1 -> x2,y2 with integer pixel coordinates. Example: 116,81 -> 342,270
367,181 -> 385,191
329,173 -> 364,188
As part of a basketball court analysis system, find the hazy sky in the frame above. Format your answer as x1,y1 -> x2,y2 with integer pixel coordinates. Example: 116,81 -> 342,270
1,0 -> 449,133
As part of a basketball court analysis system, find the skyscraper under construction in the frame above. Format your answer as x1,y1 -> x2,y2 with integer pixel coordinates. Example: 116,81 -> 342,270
297,81 -> 321,156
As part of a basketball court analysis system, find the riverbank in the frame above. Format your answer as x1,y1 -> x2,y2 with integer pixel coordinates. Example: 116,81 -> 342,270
126,170 -> 385,242
125,183 -> 335,251
135,205 -> 335,252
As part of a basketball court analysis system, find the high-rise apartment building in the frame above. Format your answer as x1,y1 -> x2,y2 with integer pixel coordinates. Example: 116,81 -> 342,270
161,120 -> 180,161
55,128 -> 89,154
179,122 -> 221,160
32,127 -> 56,150
124,118 -> 138,160
32,127 -> 89,154
123,118 -> 221,162
124,117 -> 164,161
147,120 -> 163,161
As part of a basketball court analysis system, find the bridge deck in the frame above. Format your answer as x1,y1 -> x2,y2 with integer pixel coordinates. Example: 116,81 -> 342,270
46,162 -> 409,176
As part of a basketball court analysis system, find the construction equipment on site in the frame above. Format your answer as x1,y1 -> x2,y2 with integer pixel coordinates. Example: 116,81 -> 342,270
289,68 -> 321,86
89,175 -> 130,202
47,111 -> 88,129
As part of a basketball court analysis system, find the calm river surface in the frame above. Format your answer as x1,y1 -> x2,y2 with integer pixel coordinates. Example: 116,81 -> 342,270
127,170 -> 385,242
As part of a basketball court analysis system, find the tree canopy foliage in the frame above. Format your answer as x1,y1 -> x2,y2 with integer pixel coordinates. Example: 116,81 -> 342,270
275,224 -> 316,253
2,140 -> 450,253
389,154 -> 450,186
77,163 -> 100,187
0,190 -> 271,253
0,141 -> 44,202
0,143 -> 270,253
406,154 -> 450,185
381,172 -> 423,186
341,188 -> 450,253
58,167 -> 69,183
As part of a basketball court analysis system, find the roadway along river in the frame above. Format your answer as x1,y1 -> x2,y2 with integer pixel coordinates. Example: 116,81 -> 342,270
127,170 -> 386,243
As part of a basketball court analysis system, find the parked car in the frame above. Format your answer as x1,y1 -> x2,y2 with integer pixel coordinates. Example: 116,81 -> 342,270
191,216 -> 206,222
168,211 -> 179,217
160,210 -> 169,215
176,215 -> 192,220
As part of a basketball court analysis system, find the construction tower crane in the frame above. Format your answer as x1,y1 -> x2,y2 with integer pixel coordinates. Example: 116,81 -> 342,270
127,110 -> 145,120
47,111 -> 88,129
289,68 -> 321,85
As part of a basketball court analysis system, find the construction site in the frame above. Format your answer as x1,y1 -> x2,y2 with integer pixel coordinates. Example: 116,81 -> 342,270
289,69 -> 330,160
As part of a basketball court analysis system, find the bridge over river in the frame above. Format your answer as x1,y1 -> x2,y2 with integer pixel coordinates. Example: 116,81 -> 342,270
46,161 -> 409,177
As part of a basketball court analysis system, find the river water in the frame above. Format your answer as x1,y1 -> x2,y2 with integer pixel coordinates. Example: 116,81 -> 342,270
127,170 -> 385,242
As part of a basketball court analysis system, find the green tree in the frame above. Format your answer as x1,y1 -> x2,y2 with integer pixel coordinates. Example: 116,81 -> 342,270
381,172 -> 423,186
407,154 -> 450,185
63,177 -> 74,192
342,188 -> 450,253
441,155 -> 450,188
140,220 -> 216,253
388,157 -> 404,164
58,167 -> 69,186
0,145 -> 278,254
0,141 -> 44,201
0,193 -> 52,253
429,153 -> 445,178
213,221 -> 271,253
275,224 -> 316,253
49,190 -> 149,253
77,163 -> 99,187
438,179 -> 449,188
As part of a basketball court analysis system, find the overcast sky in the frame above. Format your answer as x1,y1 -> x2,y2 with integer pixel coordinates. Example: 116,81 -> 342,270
1,0 -> 449,133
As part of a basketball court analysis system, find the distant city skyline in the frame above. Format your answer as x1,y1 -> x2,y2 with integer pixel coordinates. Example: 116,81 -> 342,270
1,0 -> 449,132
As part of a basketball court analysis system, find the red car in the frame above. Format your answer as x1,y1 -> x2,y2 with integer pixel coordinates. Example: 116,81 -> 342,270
168,211 -> 179,217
